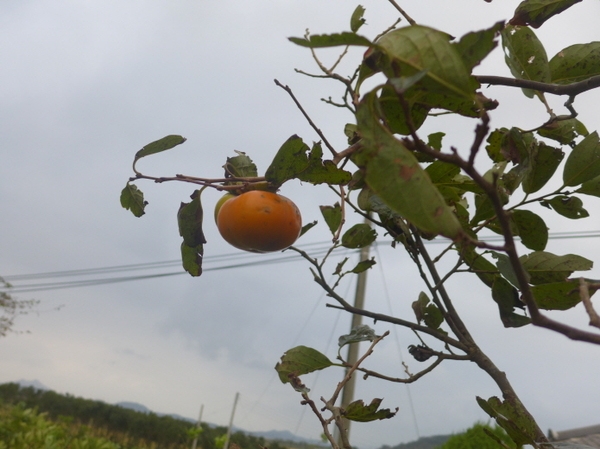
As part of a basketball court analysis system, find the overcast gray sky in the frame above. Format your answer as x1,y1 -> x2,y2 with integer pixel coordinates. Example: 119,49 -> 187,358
2,1 -> 600,448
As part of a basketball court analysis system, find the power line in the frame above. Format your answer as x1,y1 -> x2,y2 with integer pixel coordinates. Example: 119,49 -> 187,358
2,230 -> 599,294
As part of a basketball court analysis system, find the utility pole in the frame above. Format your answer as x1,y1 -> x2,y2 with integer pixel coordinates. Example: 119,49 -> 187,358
191,404 -> 204,449
223,392 -> 240,449
337,217 -> 371,447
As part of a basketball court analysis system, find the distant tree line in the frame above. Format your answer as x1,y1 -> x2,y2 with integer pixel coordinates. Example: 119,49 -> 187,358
0,383 -> 292,449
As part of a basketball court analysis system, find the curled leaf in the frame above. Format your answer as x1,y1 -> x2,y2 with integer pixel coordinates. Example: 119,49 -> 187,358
338,325 -> 377,348
345,398 -> 398,422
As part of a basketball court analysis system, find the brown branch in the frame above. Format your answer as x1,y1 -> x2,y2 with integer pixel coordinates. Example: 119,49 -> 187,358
579,278 -> 600,329
130,173 -> 267,191
476,74 -> 600,97
325,302 -> 467,352
386,0 -> 416,25
345,351 -> 468,384
274,79 -> 338,157
301,393 -> 340,449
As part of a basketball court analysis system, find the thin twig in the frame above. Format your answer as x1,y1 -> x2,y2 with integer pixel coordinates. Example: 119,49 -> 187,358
579,278 -> 600,329
274,79 -> 338,157
386,0 -> 416,25
476,74 -> 600,98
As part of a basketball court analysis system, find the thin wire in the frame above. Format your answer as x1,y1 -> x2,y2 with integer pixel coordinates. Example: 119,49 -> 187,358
3,230 -> 600,294
375,244 -> 421,439
294,271 -> 353,435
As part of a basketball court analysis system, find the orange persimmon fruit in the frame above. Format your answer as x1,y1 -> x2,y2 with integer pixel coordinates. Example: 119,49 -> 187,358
215,190 -> 302,253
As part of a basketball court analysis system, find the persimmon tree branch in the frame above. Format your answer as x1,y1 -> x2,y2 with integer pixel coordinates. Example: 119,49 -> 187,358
386,0 -> 416,25
579,278 -> 600,329
476,74 -> 600,98
130,172 -> 267,191
274,79 -> 338,157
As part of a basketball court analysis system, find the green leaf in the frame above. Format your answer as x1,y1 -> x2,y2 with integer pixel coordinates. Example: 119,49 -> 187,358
425,161 -> 460,183
341,223 -> 377,249
222,151 -> 258,178
512,209 -> 548,251
338,325 -> 377,348
537,118 -> 587,144
345,398 -> 398,422
485,129 -> 509,163
134,135 -> 186,161
486,127 -> 534,164
178,192 -> 205,277
350,5 -> 366,33
531,280 -> 594,310
491,252 -> 524,288
181,242 -> 203,277
459,247 -> 499,288
411,292 -> 444,330
521,142 -> 564,193
265,136 -> 352,187
355,92 -> 463,238
550,42 -> 600,84
357,187 -> 411,240
540,195 -> 589,219
120,183 -> 147,217
177,191 -> 206,248
289,32 -> 372,48
510,0 -> 583,28
275,346 -> 333,383
376,25 -> 476,100
453,21 -> 504,71
350,258 -> 376,274
501,25 -> 550,99
576,174 -> 600,197
320,203 -> 342,235
476,396 -> 539,446
378,84 -> 430,135
563,131 -> 600,186
300,220 -> 318,237
471,194 -> 496,225
492,277 -> 530,328
427,132 -> 445,151
520,251 -> 593,284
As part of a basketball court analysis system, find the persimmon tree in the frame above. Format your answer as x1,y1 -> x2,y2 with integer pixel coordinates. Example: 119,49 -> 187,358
121,1 -> 600,448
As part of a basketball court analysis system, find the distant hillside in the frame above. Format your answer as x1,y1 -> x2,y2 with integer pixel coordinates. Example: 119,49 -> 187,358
0,382 -> 288,449
379,434 -> 450,449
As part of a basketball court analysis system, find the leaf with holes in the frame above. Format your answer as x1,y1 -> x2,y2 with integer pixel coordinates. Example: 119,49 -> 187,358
501,25 -> 550,99
550,42 -> 600,83
541,195 -> 589,219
